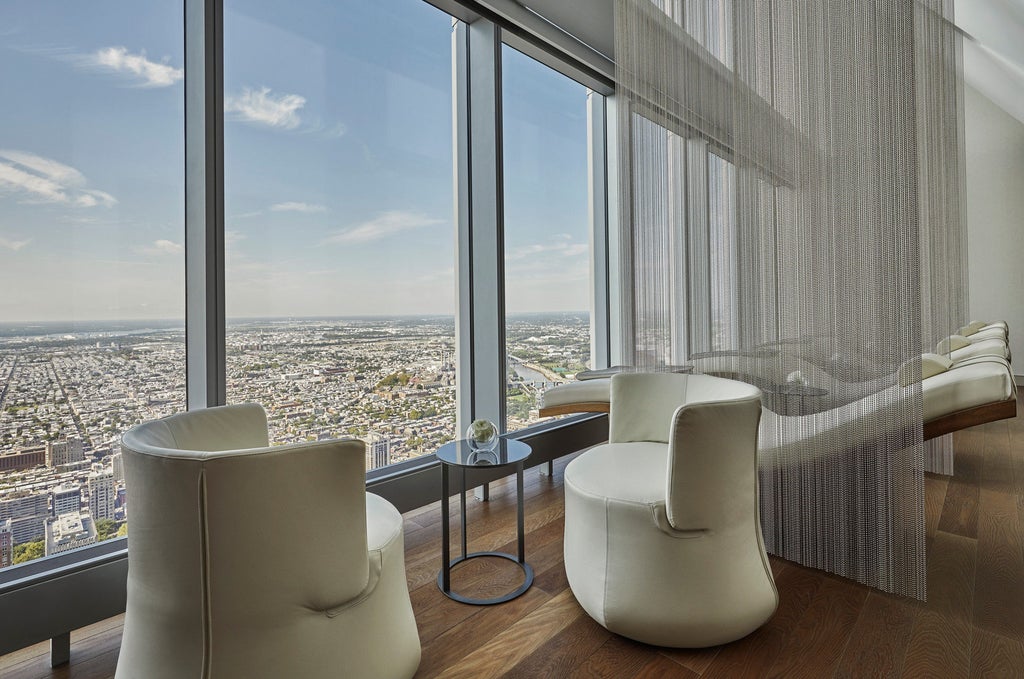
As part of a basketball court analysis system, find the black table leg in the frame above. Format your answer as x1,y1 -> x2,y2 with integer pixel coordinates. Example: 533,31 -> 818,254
460,467 -> 467,559
517,461 -> 525,563
441,461 -> 450,592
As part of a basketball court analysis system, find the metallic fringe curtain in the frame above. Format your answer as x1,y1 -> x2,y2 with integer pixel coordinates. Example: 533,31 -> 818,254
615,0 -> 966,598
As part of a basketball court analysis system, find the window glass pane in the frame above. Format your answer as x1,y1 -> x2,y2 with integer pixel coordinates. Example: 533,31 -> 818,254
224,0 -> 456,469
708,152 -> 738,350
501,46 -> 592,432
0,0 -> 184,570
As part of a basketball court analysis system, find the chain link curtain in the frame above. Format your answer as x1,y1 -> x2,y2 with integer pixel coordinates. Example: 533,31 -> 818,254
614,0 -> 966,598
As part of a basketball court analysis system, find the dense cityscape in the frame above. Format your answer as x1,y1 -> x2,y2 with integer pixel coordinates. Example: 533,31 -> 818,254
0,313 -> 589,570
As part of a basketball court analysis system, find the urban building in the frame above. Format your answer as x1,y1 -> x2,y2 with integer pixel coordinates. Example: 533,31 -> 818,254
111,452 -> 125,483
43,512 -> 97,557
45,437 -> 84,468
87,470 -> 115,522
364,433 -> 392,471
0,492 -> 49,544
51,484 -> 81,518
0,447 -> 45,473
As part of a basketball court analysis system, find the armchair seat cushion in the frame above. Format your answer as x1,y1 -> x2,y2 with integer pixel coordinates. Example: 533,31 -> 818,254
367,492 -> 403,553
564,442 -> 667,505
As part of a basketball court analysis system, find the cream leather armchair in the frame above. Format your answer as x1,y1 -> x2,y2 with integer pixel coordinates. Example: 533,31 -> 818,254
563,373 -> 777,648
116,404 -> 420,679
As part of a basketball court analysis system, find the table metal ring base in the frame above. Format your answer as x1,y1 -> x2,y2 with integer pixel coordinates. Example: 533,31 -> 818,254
437,551 -> 535,605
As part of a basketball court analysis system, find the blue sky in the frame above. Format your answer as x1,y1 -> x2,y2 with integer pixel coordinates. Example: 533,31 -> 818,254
0,0 -> 590,322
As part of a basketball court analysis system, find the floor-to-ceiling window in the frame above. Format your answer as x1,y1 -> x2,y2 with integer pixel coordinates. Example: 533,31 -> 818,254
223,0 -> 457,469
0,0 -> 185,570
0,2 -> 612,651
501,46 -> 592,432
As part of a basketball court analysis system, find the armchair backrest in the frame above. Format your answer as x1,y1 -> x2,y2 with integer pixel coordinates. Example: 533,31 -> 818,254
609,373 -> 763,531
120,404 -> 368,673
665,387 -> 762,530
609,372 -> 692,443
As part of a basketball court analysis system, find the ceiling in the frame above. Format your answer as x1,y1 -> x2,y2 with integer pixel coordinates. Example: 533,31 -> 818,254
517,0 -> 1024,124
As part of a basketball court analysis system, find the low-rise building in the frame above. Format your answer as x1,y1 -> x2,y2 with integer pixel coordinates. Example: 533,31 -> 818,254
44,511 -> 97,557
0,447 -> 46,473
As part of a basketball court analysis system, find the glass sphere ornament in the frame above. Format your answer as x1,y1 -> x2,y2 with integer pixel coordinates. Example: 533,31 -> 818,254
466,418 -> 498,451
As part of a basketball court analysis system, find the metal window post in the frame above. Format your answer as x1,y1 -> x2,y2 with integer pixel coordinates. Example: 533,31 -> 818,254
185,0 -> 225,410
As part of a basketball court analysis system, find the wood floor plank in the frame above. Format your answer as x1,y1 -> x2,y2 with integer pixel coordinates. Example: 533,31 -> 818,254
902,610 -> 973,679
762,576 -> 868,679
939,429 -> 985,538
701,567 -> 822,679
435,589 -> 582,679
499,612 -> 611,679
939,478 -> 981,538
925,473 -> 950,543
901,531 -> 978,678
564,635 -> 653,679
658,644 -> 720,674
979,421 -> 1015,494
630,654 -> 699,679
833,592 -> 919,678
47,648 -> 119,679
969,628 -> 1024,678
768,556 -> 789,580
531,553 -> 570,596
416,587 -> 550,679
973,487 -> 1024,640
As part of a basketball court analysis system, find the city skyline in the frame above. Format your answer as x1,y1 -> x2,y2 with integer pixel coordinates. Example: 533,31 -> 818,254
0,312 -> 590,568
0,0 -> 591,322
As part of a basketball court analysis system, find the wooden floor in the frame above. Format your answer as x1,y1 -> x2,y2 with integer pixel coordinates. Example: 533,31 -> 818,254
2,398 -> 1023,678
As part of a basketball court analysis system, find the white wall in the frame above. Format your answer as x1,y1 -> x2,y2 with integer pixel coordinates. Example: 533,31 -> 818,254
964,84 -> 1024,380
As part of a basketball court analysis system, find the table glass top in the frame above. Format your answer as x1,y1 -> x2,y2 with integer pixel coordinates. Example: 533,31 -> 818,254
436,438 -> 532,467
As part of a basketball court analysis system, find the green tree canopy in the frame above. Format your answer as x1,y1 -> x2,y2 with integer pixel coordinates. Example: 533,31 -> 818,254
13,540 -> 44,564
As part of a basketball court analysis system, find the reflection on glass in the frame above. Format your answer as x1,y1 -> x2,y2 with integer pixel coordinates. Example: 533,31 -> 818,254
0,0 -> 185,570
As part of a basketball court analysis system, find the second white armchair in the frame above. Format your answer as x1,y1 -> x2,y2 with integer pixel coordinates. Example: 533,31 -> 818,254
563,372 -> 777,648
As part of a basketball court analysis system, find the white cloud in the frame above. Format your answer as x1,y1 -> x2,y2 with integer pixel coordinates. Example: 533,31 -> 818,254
507,239 -> 589,261
153,239 -> 183,254
270,201 -> 327,214
138,239 -> 183,257
0,236 -> 30,251
225,87 -> 306,129
323,211 -> 444,245
0,150 -> 117,207
82,46 -> 182,87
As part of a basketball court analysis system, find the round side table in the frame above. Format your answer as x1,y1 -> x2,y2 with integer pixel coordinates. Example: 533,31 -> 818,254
436,438 -> 534,605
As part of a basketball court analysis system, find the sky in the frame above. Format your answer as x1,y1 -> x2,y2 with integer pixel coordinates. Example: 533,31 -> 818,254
0,0 -> 591,322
